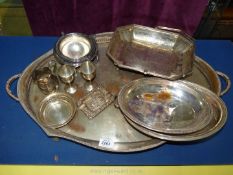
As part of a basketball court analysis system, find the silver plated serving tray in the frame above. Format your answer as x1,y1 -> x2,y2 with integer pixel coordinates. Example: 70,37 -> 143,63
6,32 -> 230,152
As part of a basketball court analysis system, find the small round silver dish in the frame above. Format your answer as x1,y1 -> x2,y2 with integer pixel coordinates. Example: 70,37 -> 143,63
38,92 -> 76,129
54,33 -> 98,67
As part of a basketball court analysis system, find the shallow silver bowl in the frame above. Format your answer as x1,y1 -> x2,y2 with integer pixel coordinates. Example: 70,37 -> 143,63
118,78 -> 227,136
54,33 -> 98,67
38,92 -> 76,128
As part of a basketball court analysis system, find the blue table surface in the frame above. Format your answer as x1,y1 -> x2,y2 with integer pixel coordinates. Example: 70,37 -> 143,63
0,36 -> 233,165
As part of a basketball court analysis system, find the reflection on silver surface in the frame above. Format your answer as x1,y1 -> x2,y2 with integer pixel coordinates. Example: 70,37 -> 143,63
38,92 -> 76,128
60,37 -> 91,59
65,84 -> 78,94
48,60 -> 58,75
84,81 -> 98,92
79,61 -> 96,81
118,78 -> 214,135
54,33 -> 98,67
58,65 -> 77,94
58,64 -> 76,83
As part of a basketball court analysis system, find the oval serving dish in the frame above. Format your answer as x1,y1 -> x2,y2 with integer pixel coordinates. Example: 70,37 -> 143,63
118,78 -> 227,137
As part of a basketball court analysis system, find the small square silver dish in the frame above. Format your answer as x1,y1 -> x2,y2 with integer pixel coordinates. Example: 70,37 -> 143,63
54,33 -> 98,67
107,24 -> 195,80
78,85 -> 115,119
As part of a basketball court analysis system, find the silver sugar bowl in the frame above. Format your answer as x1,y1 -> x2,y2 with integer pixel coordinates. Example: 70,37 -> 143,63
32,67 -> 59,94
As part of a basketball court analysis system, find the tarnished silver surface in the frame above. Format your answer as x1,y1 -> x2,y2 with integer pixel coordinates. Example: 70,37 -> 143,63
6,32 -> 230,152
125,81 -> 227,141
15,48 -> 166,152
54,33 -> 98,67
118,78 -> 213,135
78,85 -> 115,119
38,92 -> 76,129
107,24 -> 195,80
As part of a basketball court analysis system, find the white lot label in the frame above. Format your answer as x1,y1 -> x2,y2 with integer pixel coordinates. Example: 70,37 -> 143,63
99,138 -> 114,148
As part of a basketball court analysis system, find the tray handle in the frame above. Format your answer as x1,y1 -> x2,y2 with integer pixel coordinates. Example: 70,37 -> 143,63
156,26 -> 194,42
5,74 -> 21,101
216,71 -> 231,96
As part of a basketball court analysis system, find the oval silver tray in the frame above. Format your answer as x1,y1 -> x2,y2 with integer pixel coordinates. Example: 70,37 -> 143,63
118,78 -> 227,139
6,32 -> 230,152
118,78 -> 213,135
124,80 -> 227,141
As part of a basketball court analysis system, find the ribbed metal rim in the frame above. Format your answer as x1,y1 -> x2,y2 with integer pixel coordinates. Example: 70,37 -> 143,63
54,33 -> 98,67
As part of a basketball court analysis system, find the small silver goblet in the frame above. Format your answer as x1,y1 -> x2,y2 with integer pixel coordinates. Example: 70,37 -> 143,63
58,64 -> 77,94
79,61 -> 96,81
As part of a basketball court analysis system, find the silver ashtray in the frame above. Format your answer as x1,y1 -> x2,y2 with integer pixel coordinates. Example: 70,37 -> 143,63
54,33 -> 98,67
38,92 -> 77,128
78,85 -> 115,119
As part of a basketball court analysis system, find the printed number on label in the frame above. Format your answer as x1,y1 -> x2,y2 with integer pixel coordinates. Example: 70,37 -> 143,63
99,138 -> 114,148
